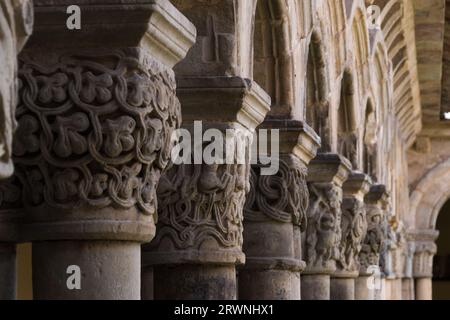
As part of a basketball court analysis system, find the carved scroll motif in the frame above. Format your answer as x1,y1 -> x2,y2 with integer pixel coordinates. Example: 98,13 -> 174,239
14,49 -> 181,217
244,157 -> 309,227
153,162 -> 249,250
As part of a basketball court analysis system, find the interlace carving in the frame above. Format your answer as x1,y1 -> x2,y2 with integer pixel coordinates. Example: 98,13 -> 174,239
14,49 -> 181,216
244,157 -> 309,227
153,162 -> 249,250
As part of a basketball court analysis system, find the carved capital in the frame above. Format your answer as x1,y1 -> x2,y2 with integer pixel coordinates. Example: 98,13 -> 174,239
245,155 -> 308,226
143,77 -> 271,266
304,182 -> 343,274
334,172 -> 372,277
411,229 -> 439,278
303,153 -> 352,275
0,0 -> 33,179
358,185 -> 389,275
15,48 -> 181,242
10,0 -> 195,243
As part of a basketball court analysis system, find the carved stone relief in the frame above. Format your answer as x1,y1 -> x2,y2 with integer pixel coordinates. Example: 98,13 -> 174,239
336,198 -> 367,274
244,156 -> 309,227
14,49 -> 181,226
304,183 -> 342,273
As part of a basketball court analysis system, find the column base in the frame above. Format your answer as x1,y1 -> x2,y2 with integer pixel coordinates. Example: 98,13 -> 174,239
301,274 -> 330,300
0,243 -> 16,300
238,269 -> 300,300
154,264 -> 237,300
32,240 -> 140,300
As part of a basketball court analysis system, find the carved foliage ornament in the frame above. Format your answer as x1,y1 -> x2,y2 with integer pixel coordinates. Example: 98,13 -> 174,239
14,49 -> 181,216
304,183 -> 342,271
244,157 -> 309,227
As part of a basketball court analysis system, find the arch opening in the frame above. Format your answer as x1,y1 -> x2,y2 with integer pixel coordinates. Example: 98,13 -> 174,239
253,0 -> 294,118
363,100 -> 378,180
338,71 -> 358,169
306,32 -> 330,151
433,199 -> 450,299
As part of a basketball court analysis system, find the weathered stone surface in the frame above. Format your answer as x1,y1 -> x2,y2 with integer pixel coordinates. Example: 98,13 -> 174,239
9,0 -> 196,300
0,0 -> 33,179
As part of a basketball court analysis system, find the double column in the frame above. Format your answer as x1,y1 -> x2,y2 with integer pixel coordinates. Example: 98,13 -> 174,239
12,0 -> 195,299
355,184 -> 389,300
142,78 -> 271,300
330,172 -> 372,300
301,153 -> 352,300
238,121 -> 320,300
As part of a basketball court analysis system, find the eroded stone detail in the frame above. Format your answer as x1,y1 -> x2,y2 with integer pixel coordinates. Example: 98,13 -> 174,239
14,49 -> 181,218
380,218 -> 397,277
336,199 -> 367,274
304,183 -> 342,272
358,204 -> 384,272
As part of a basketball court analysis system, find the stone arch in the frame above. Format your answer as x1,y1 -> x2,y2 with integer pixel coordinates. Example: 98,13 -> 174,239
349,3 -> 371,101
253,0 -> 295,118
363,98 -> 378,180
305,31 -> 331,151
337,70 -> 359,169
172,0 -> 257,78
410,158 -> 450,230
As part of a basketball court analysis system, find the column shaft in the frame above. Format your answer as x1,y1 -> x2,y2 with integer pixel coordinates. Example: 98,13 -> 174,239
415,278 -> 432,300
32,241 -> 139,300
155,265 -> 236,300
355,276 -> 374,300
0,243 -> 17,300
330,278 -> 355,300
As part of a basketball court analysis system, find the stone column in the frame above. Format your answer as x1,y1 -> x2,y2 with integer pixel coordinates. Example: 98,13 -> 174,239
301,153 -> 352,300
331,172 -> 372,300
0,177 -> 23,300
390,223 -> 407,300
142,77 -> 271,300
0,0 -> 33,300
0,0 -> 33,179
238,121 -> 320,300
411,230 -> 438,300
356,185 -> 389,300
401,239 -> 416,300
14,0 -> 195,300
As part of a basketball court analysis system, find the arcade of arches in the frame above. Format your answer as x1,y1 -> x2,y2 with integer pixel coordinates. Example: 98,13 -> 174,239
2,0 -> 450,300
